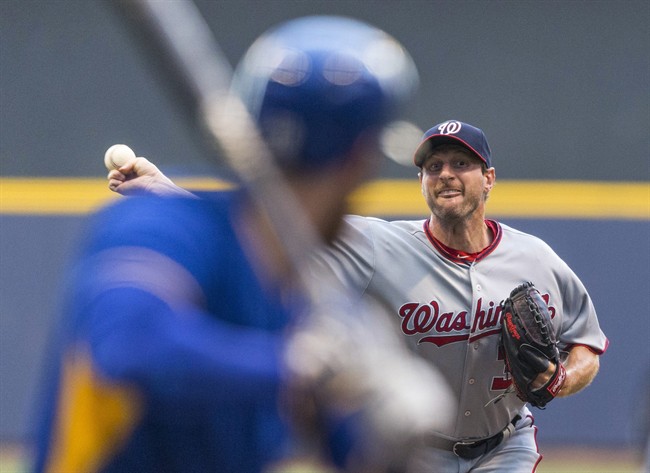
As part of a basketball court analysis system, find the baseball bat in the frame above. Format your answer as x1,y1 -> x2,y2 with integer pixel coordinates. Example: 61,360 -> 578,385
112,0 -> 324,297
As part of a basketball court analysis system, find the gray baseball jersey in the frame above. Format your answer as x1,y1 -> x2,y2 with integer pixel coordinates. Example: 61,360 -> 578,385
314,215 -> 608,441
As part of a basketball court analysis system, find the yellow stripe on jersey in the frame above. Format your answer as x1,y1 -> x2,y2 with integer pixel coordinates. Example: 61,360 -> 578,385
0,177 -> 648,219
45,346 -> 142,473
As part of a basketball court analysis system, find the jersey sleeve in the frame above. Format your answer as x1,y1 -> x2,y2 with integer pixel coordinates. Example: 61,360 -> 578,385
555,257 -> 609,354
68,195 -> 284,406
310,215 -> 377,296
499,225 -> 609,356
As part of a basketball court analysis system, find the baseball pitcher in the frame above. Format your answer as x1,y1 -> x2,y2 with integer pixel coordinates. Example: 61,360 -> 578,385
107,120 -> 608,472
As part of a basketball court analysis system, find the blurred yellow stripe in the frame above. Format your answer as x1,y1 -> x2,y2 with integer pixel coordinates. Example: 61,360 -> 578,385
1,177 -> 648,219
350,180 -> 650,219
1,178 -> 118,215
488,181 -> 649,219
0,177 -> 232,215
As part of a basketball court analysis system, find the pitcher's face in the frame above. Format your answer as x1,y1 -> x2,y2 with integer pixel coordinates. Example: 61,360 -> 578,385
419,145 -> 494,223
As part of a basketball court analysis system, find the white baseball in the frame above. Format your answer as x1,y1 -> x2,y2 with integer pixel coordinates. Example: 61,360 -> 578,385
104,144 -> 136,171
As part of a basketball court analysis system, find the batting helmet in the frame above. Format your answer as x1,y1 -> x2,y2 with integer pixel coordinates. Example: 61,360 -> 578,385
231,16 -> 419,170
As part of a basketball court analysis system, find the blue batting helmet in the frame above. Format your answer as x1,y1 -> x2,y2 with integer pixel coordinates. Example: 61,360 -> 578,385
232,16 -> 419,171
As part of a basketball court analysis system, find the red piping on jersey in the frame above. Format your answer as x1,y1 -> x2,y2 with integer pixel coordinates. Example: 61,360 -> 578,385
423,218 -> 502,265
531,418 -> 542,472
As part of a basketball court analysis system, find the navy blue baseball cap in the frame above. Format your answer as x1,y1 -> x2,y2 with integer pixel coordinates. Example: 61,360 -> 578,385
413,120 -> 492,168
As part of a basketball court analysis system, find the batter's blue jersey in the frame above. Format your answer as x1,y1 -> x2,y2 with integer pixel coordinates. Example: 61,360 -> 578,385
32,191 -> 296,473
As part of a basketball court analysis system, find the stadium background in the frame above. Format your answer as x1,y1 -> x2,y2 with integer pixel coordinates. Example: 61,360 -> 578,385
1,0 -> 648,470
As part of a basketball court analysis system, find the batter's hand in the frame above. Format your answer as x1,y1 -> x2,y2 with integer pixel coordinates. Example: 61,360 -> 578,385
107,157 -> 195,198
283,295 -> 456,472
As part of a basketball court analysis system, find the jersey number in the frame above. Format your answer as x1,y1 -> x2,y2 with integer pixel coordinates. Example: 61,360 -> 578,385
490,344 -> 512,391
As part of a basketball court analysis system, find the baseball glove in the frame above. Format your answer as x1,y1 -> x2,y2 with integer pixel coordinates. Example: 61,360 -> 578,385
500,282 -> 566,408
